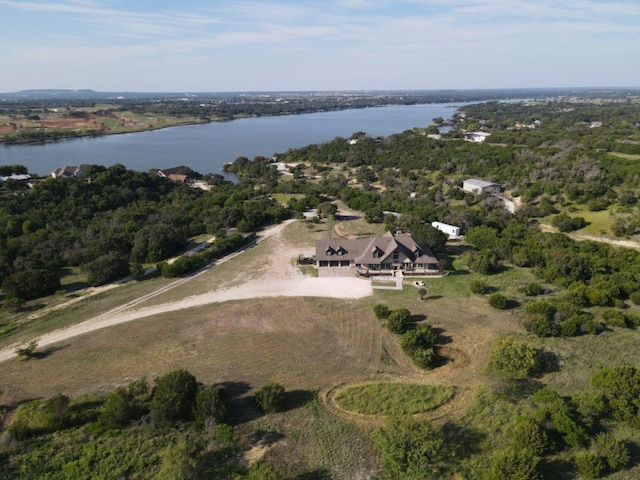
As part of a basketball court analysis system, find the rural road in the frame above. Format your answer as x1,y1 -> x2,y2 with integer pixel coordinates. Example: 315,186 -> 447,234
0,219 -> 372,362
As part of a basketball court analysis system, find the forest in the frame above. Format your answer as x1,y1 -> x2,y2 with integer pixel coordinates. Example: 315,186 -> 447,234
1,93 -> 640,478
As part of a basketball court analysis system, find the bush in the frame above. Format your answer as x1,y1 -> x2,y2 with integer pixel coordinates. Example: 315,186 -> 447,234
630,291 -> 640,306
373,304 -> 391,319
525,282 -> 543,296
488,293 -> 508,310
490,448 -> 540,480
386,308 -> 410,334
99,379 -> 150,430
601,309 -> 628,328
255,381 -> 285,413
150,370 -> 198,426
488,336 -> 541,379
594,432 -> 630,471
524,301 -> 556,319
574,452 -> 604,479
470,278 -> 488,294
401,324 -> 438,369
194,384 -> 229,426
529,315 -> 556,337
15,339 -> 39,360
507,417 -> 550,456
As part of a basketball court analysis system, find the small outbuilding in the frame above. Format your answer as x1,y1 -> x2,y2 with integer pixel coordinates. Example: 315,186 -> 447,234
462,178 -> 501,195
431,221 -> 461,238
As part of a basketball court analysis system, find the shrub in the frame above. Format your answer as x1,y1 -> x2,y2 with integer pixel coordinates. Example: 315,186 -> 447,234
194,384 -> 229,427
488,336 -> 541,379
559,317 -> 582,337
150,370 -> 198,426
524,300 -> 556,319
525,282 -> 543,296
401,324 -> 438,369
529,315 -> 555,337
630,291 -> 640,306
488,293 -> 508,310
15,339 -> 39,360
255,381 -> 285,413
373,304 -> 391,319
490,448 -> 540,480
507,417 -> 550,456
386,308 -> 410,334
601,309 -> 628,328
591,366 -> 640,426
470,278 -> 488,294
582,318 -> 605,335
574,452 -> 604,479
594,432 -> 630,471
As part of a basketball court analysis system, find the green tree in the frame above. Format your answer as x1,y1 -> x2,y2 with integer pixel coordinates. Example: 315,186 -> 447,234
255,382 -> 285,414
150,370 -> 198,426
507,417 -> 550,456
591,366 -> 640,426
409,223 -> 447,252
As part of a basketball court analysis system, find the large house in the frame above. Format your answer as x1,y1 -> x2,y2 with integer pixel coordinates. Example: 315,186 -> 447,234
51,165 -> 90,179
315,231 -> 439,276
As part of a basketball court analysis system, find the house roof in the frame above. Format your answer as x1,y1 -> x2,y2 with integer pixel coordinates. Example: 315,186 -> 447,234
157,166 -> 192,178
315,232 -> 438,265
51,164 -> 90,178
463,178 -> 500,189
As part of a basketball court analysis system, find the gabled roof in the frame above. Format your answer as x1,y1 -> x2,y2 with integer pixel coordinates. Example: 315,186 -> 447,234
316,232 -> 438,265
51,164 -> 90,178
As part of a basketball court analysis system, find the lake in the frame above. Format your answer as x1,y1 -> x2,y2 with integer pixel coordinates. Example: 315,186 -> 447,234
0,103 -> 461,177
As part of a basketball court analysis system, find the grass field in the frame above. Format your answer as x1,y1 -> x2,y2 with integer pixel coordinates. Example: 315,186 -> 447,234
335,383 -> 454,415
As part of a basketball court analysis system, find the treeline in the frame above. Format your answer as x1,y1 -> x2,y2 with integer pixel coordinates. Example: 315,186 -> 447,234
0,165 -> 289,301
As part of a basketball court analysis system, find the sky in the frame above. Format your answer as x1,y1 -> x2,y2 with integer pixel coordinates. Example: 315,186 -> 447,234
0,0 -> 639,92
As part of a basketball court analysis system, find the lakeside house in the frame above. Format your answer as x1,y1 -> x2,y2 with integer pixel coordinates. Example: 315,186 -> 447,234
315,231 -> 439,277
156,166 -> 194,183
51,165 -> 90,179
462,178 -> 502,195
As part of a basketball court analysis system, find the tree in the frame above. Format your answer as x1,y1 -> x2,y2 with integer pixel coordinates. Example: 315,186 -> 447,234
386,308 -> 410,334
488,336 -> 541,379
194,384 -> 229,427
410,223 -> 447,252
84,251 -> 130,286
2,269 -> 60,300
150,370 -> 198,426
255,382 -> 285,413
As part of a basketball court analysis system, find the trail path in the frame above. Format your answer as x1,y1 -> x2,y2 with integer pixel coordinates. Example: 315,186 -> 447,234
0,219 -> 372,363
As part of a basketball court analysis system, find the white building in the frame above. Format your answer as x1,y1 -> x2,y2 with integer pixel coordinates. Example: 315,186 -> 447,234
431,221 -> 461,238
462,178 -> 501,195
464,131 -> 491,143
